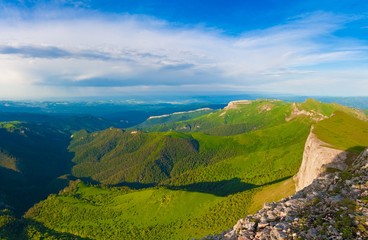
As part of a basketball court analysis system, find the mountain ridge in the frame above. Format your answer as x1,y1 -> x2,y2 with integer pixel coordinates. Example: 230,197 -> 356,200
0,98 -> 367,239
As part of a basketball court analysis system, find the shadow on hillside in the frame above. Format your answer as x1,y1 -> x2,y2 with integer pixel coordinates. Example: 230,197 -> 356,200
165,178 -> 256,197
79,175 -> 298,198
0,125 -> 75,216
112,181 -> 156,189
0,166 -> 25,184
0,218 -> 91,240
77,177 -> 100,186
105,176 -> 295,197
346,145 -> 366,154
164,176 -> 294,197
259,176 -> 292,187
0,166 -> 36,215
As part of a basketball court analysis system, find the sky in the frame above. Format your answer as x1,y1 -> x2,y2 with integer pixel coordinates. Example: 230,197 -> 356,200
0,0 -> 367,99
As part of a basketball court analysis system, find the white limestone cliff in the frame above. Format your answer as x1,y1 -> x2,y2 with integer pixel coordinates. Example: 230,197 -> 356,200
294,127 -> 347,191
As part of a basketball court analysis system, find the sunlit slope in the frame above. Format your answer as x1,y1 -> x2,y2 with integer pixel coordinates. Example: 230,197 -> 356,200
27,120 -> 311,239
22,99 -> 368,239
138,99 -> 292,135
313,111 -> 368,153
138,99 -> 366,136
69,114 -> 311,186
70,115 -> 312,189
163,120 -> 310,188
297,98 -> 367,120
25,182 -> 224,239
69,129 -> 205,184
24,155 -> 300,239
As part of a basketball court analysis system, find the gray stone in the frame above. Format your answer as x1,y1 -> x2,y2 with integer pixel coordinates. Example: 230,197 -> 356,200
209,147 -> 368,240
243,222 -> 256,231
270,229 -> 287,240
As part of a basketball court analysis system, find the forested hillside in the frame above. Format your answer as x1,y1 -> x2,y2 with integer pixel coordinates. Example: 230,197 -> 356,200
1,99 -> 367,239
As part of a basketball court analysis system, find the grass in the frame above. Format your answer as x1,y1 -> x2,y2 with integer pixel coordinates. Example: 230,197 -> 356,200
298,99 -> 367,120
138,100 -> 292,136
314,111 -> 368,153
68,116 -> 310,186
24,177 -> 297,239
25,182 -> 224,239
13,99 -> 368,239
298,99 -> 338,117
24,114 -> 311,239
248,178 -> 295,214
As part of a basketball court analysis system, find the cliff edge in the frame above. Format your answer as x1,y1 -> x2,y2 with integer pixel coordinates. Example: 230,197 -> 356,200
294,126 -> 348,191
209,149 -> 368,240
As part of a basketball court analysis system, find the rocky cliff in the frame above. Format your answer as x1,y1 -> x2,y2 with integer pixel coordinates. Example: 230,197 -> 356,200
294,127 -> 348,191
209,149 -> 368,240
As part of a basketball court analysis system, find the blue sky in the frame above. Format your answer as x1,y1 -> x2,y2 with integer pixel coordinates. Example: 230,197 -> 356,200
0,0 -> 367,99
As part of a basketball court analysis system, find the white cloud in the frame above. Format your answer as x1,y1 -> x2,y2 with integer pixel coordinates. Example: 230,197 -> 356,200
0,8 -> 367,99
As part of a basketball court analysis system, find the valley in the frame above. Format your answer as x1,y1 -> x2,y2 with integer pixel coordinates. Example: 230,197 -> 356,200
0,98 -> 367,239
1,1 -> 367,238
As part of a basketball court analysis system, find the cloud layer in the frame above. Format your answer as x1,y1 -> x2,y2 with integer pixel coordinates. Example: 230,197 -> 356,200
0,7 -> 367,99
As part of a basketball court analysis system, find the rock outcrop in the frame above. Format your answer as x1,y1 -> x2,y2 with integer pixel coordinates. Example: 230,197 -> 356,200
294,127 -> 348,191
147,108 -> 212,120
220,100 -> 252,116
286,103 -> 327,122
224,100 -> 252,110
208,149 -> 368,240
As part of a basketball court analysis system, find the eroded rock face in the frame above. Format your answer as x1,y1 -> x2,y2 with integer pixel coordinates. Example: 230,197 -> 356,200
224,100 -> 252,110
208,149 -> 368,240
294,127 -> 347,191
220,100 -> 253,117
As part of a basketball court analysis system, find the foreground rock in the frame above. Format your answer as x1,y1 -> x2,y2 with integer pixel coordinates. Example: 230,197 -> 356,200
208,149 -> 368,240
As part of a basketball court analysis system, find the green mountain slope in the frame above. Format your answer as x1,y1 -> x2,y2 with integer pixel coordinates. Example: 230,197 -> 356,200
6,99 -> 368,239
69,130 -> 203,184
298,98 -> 367,119
137,99 -> 292,135
0,208 -> 85,240
137,99 -> 366,136
24,102 -> 314,239
314,111 -> 368,153
136,108 -> 214,129
69,113 -> 312,187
